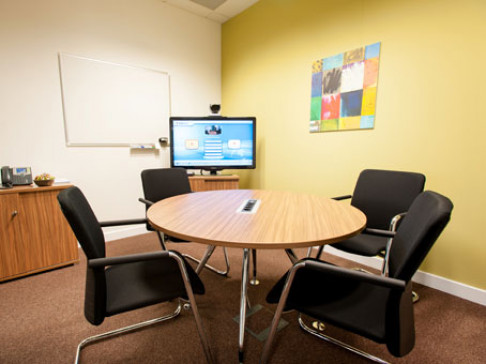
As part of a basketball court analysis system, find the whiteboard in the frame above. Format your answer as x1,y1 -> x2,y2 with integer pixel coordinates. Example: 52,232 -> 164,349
58,53 -> 170,147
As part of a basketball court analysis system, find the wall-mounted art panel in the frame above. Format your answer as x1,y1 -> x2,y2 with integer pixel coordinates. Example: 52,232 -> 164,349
310,42 -> 381,133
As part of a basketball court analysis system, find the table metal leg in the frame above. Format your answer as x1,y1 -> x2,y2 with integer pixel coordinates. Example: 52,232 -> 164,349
249,249 -> 259,285
285,248 -> 299,264
315,245 -> 325,260
195,245 -> 216,275
239,248 -> 250,363
306,246 -> 313,257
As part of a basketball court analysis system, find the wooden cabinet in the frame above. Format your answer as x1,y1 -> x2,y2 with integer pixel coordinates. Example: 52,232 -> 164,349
0,184 -> 79,282
189,174 -> 239,192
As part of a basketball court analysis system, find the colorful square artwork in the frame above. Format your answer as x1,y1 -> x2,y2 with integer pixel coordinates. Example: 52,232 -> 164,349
310,42 -> 381,133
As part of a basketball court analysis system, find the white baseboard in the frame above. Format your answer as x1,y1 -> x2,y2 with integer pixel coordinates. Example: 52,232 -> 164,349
103,225 -> 148,242
75,225 -> 148,248
412,270 -> 486,306
321,246 -> 486,306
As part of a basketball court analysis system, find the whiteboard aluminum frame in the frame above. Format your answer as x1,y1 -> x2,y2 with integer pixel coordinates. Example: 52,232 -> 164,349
58,53 -> 171,147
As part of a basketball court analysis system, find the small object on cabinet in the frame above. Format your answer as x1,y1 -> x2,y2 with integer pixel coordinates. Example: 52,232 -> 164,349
34,173 -> 55,187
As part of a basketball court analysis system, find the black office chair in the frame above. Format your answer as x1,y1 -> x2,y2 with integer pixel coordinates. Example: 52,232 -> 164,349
261,191 -> 453,364
314,169 -> 426,276
57,186 -> 213,364
139,167 -> 230,276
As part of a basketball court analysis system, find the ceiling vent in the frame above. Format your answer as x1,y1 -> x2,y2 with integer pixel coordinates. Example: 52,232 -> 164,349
190,0 -> 227,10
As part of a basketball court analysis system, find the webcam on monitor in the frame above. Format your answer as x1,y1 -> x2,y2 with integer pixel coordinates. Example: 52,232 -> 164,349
210,104 -> 221,114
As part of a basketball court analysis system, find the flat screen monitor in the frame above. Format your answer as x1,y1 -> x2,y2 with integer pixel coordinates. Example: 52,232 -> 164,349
169,116 -> 256,174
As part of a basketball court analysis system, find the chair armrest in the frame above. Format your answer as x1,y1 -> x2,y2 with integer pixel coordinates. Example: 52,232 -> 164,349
303,259 -> 405,290
138,197 -> 154,207
99,218 -> 147,227
390,212 -> 407,231
332,194 -> 352,201
88,251 -> 170,268
363,228 -> 396,238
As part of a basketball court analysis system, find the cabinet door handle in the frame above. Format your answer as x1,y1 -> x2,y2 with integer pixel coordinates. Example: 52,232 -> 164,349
11,210 -> 18,217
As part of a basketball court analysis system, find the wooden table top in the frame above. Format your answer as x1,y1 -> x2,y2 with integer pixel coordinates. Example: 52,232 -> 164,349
147,189 -> 366,250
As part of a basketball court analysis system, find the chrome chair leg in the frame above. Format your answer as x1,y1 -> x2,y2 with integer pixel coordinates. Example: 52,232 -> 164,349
239,249 -> 251,363
261,261 -> 306,364
75,303 -> 182,364
298,315 -> 390,364
170,252 -> 214,364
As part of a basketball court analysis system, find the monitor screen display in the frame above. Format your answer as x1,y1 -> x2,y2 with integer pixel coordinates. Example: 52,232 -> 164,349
169,116 -> 256,172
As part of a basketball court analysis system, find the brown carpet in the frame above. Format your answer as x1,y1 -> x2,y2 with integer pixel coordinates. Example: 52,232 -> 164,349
1,233 -> 485,364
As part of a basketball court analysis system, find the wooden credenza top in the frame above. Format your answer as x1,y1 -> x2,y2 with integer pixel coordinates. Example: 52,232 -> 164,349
188,174 -> 239,181
0,183 -> 73,195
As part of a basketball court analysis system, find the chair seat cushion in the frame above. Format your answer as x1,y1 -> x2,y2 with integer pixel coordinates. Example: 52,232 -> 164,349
331,233 -> 389,257
267,262 -> 390,342
105,257 -> 204,316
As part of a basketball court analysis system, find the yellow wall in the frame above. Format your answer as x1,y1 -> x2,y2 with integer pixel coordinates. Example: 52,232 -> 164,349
222,0 -> 486,289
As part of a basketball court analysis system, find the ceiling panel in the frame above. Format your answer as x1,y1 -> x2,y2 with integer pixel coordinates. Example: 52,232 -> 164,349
161,0 -> 259,23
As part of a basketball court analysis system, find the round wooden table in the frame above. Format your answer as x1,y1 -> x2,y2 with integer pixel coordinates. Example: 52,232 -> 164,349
148,189 -> 366,362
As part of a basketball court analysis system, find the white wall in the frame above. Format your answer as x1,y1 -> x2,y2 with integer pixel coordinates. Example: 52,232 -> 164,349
0,0 -> 221,223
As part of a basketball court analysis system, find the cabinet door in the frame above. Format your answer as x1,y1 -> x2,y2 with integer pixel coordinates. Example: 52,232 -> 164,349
189,177 -> 239,191
18,191 -> 78,270
0,194 -> 23,278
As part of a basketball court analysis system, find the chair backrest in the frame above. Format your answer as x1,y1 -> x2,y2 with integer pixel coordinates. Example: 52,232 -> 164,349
57,186 -> 106,260
384,191 -> 452,356
141,168 -> 192,231
351,169 -> 426,230
141,167 -> 192,203
388,191 -> 453,281
57,186 -> 107,325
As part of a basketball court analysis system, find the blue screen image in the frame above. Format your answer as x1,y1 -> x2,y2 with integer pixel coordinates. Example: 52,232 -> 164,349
171,119 -> 254,167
